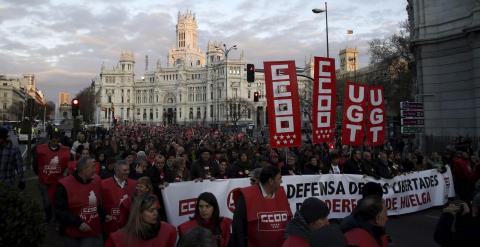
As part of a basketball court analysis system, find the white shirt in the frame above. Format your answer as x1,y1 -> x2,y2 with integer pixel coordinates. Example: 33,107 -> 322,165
259,183 -> 275,199
114,175 -> 126,189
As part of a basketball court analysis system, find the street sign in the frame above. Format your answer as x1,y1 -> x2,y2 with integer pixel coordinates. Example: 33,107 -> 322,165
400,101 -> 424,110
401,126 -> 424,134
401,118 -> 424,126
401,110 -> 424,118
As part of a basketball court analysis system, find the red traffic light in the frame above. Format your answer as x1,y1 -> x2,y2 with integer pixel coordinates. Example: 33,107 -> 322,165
72,99 -> 79,106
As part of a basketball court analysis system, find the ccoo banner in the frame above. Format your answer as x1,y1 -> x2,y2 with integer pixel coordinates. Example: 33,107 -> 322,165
161,167 -> 455,227
342,82 -> 367,146
366,86 -> 386,146
264,61 -> 302,148
312,57 -> 336,144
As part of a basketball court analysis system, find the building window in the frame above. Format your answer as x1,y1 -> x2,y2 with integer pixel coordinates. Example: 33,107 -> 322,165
108,96 -> 112,103
143,109 -> 147,120
210,105 -> 213,118
189,108 -> 193,120
196,107 -> 201,119
127,108 -> 130,118
3,103 -> 6,109
150,109 -> 153,120
233,88 -> 238,98
137,109 -> 140,115
156,109 -> 158,119
248,90 -> 251,99
248,108 -> 251,119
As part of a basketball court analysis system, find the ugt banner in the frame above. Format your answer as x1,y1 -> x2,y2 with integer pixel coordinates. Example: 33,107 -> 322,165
342,82 -> 367,146
366,85 -> 386,146
264,61 -> 302,148
312,57 -> 336,144
161,167 -> 455,226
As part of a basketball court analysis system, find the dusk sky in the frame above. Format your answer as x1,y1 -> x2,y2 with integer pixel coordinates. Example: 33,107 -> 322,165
0,0 -> 408,102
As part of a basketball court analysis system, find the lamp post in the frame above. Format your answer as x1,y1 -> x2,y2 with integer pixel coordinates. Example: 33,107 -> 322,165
217,44 -> 237,124
312,2 -> 329,57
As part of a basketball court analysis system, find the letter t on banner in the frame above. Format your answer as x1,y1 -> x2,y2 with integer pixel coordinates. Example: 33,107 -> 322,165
264,61 -> 302,148
366,85 -> 386,146
312,57 -> 336,144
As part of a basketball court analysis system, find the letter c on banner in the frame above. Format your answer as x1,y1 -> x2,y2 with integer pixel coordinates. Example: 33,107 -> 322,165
271,65 -> 289,80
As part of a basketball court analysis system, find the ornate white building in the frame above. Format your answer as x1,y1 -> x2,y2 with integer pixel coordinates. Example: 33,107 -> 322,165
94,11 -> 272,127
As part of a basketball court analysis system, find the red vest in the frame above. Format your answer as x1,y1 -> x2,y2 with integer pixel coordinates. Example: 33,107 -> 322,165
344,228 -> 389,247
178,217 -> 232,247
241,185 -> 292,247
59,175 -> 102,238
36,144 -> 70,185
68,161 -> 101,175
105,222 -> 177,247
101,177 -> 137,235
282,235 -> 309,247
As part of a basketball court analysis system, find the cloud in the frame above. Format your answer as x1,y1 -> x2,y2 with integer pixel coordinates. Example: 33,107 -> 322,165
0,0 -> 408,102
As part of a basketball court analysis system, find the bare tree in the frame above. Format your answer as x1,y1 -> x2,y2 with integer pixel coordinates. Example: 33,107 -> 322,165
226,97 -> 254,127
368,20 -> 414,117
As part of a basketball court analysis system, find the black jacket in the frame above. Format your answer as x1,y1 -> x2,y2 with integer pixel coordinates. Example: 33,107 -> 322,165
434,212 -> 480,247
284,211 -> 311,241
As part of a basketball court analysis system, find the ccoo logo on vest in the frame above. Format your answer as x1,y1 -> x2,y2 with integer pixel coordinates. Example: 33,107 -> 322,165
257,211 -> 289,231
80,191 -> 99,223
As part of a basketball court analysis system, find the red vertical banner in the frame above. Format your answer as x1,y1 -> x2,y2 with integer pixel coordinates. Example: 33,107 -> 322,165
264,61 -> 302,148
312,57 -> 336,144
366,86 -> 386,146
341,82 -> 367,146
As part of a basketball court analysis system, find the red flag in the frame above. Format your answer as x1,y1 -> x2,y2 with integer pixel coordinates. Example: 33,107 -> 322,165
341,82 -> 367,146
366,86 -> 386,146
264,61 -> 302,148
312,57 -> 336,144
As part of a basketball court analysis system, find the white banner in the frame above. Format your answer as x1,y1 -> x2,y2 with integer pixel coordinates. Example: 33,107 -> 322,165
162,167 -> 455,226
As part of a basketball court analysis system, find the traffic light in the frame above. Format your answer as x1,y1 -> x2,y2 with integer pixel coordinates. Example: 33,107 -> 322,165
254,92 -> 259,102
247,64 -> 255,82
71,98 -> 80,117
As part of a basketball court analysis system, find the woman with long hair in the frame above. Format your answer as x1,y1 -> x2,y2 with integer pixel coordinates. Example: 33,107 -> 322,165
178,192 -> 232,247
105,194 -> 177,247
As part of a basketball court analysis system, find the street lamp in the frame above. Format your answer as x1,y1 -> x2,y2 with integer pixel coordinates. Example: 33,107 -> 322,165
312,2 -> 329,58
216,43 -> 237,124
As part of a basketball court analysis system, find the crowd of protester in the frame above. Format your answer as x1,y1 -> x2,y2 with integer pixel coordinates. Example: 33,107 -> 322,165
1,123 -> 480,246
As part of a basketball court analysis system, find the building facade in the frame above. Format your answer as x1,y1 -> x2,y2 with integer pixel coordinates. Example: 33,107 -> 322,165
0,74 -> 45,121
410,0 -> 480,137
58,92 -> 71,106
94,11 -> 297,127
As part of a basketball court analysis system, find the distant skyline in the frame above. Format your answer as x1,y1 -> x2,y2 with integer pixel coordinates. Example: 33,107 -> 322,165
0,0 -> 408,102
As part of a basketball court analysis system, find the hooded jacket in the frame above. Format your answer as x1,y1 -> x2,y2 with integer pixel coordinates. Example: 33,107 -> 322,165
282,211 -> 311,247
340,215 -> 388,247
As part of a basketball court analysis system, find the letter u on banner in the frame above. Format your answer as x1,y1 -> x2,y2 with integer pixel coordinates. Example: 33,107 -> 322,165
312,57 -> 336,144
264,61 -> 302,148
341,82 -> 367,146
366,85 -> 386,146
